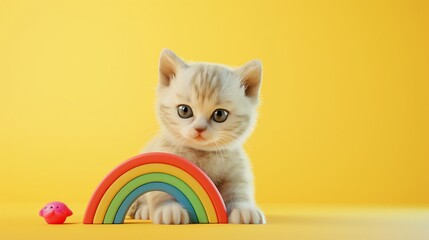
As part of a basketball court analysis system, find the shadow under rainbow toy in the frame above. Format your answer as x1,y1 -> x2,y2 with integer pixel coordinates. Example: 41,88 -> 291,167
83,152 -> 228,224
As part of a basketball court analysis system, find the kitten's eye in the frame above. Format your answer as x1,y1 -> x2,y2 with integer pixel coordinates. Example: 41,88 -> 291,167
212,109 -> 229,123
177,105 -> 193,118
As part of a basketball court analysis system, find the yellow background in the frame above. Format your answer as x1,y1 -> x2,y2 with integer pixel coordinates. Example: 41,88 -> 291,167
1,0 -> 428,209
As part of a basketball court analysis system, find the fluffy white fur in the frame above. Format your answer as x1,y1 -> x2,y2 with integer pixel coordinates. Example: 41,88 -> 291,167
128,49 -> 265,224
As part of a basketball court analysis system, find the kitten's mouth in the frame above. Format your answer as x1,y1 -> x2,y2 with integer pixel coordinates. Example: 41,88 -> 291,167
194,135 -> 206,141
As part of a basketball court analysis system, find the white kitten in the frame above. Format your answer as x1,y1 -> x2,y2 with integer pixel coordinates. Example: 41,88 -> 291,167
128,49 -> 265,224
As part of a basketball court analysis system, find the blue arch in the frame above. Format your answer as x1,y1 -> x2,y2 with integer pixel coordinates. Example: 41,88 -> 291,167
112,182 -> 199,223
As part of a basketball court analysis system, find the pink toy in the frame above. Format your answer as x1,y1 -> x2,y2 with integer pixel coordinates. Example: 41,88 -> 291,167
39,201 -> 73,224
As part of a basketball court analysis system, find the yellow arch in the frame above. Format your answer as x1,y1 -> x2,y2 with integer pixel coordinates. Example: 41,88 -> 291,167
93,163 -> 218,223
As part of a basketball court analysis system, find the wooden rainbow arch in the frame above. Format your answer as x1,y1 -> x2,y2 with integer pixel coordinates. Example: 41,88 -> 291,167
83,152 -> 228,224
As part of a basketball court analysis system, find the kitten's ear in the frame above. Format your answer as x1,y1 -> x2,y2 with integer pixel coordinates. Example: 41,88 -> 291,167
159,49 -> 187,87
235,59 -> 263,99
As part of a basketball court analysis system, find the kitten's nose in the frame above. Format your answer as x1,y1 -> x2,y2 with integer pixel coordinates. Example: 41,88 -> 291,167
195,127 -> 206,133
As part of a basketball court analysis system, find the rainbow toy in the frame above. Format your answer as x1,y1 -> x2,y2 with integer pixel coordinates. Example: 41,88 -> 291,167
83,152 -> 228,224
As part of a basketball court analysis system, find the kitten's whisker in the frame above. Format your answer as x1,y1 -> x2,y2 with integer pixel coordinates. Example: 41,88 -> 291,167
172,140 -> 182,155
167,133 -> 185,155
217,132 -> 242,145
167,137 -> 182,154
178,139 -> 185,155
157,135 -> 171,148
214,142 -> 226,165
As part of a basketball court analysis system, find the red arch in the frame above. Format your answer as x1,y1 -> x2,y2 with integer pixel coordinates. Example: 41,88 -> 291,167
83,152 -> 228,224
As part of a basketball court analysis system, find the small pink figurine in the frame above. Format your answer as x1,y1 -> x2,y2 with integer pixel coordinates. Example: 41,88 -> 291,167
39,201 -> 73,224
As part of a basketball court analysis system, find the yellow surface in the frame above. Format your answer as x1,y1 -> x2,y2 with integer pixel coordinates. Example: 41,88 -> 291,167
94,164 -> 217,224
0,0 -> 428,220
1,203 -> 428,240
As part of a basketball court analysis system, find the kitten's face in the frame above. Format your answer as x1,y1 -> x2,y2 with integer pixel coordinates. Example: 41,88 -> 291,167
156,49 -> 262,151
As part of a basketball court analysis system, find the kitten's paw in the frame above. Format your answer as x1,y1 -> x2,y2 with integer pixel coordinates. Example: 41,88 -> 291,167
134,204 -> 150,220
152,202 -> 190,224
228,206 -> 266,224
127,199 -> 150,220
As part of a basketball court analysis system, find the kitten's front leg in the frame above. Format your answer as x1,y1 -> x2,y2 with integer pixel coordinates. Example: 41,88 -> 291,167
227,203 -> 265,224
218,178 -> 266,224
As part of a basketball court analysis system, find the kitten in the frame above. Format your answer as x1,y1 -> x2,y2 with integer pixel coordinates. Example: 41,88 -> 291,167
128,49 -> 265,224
